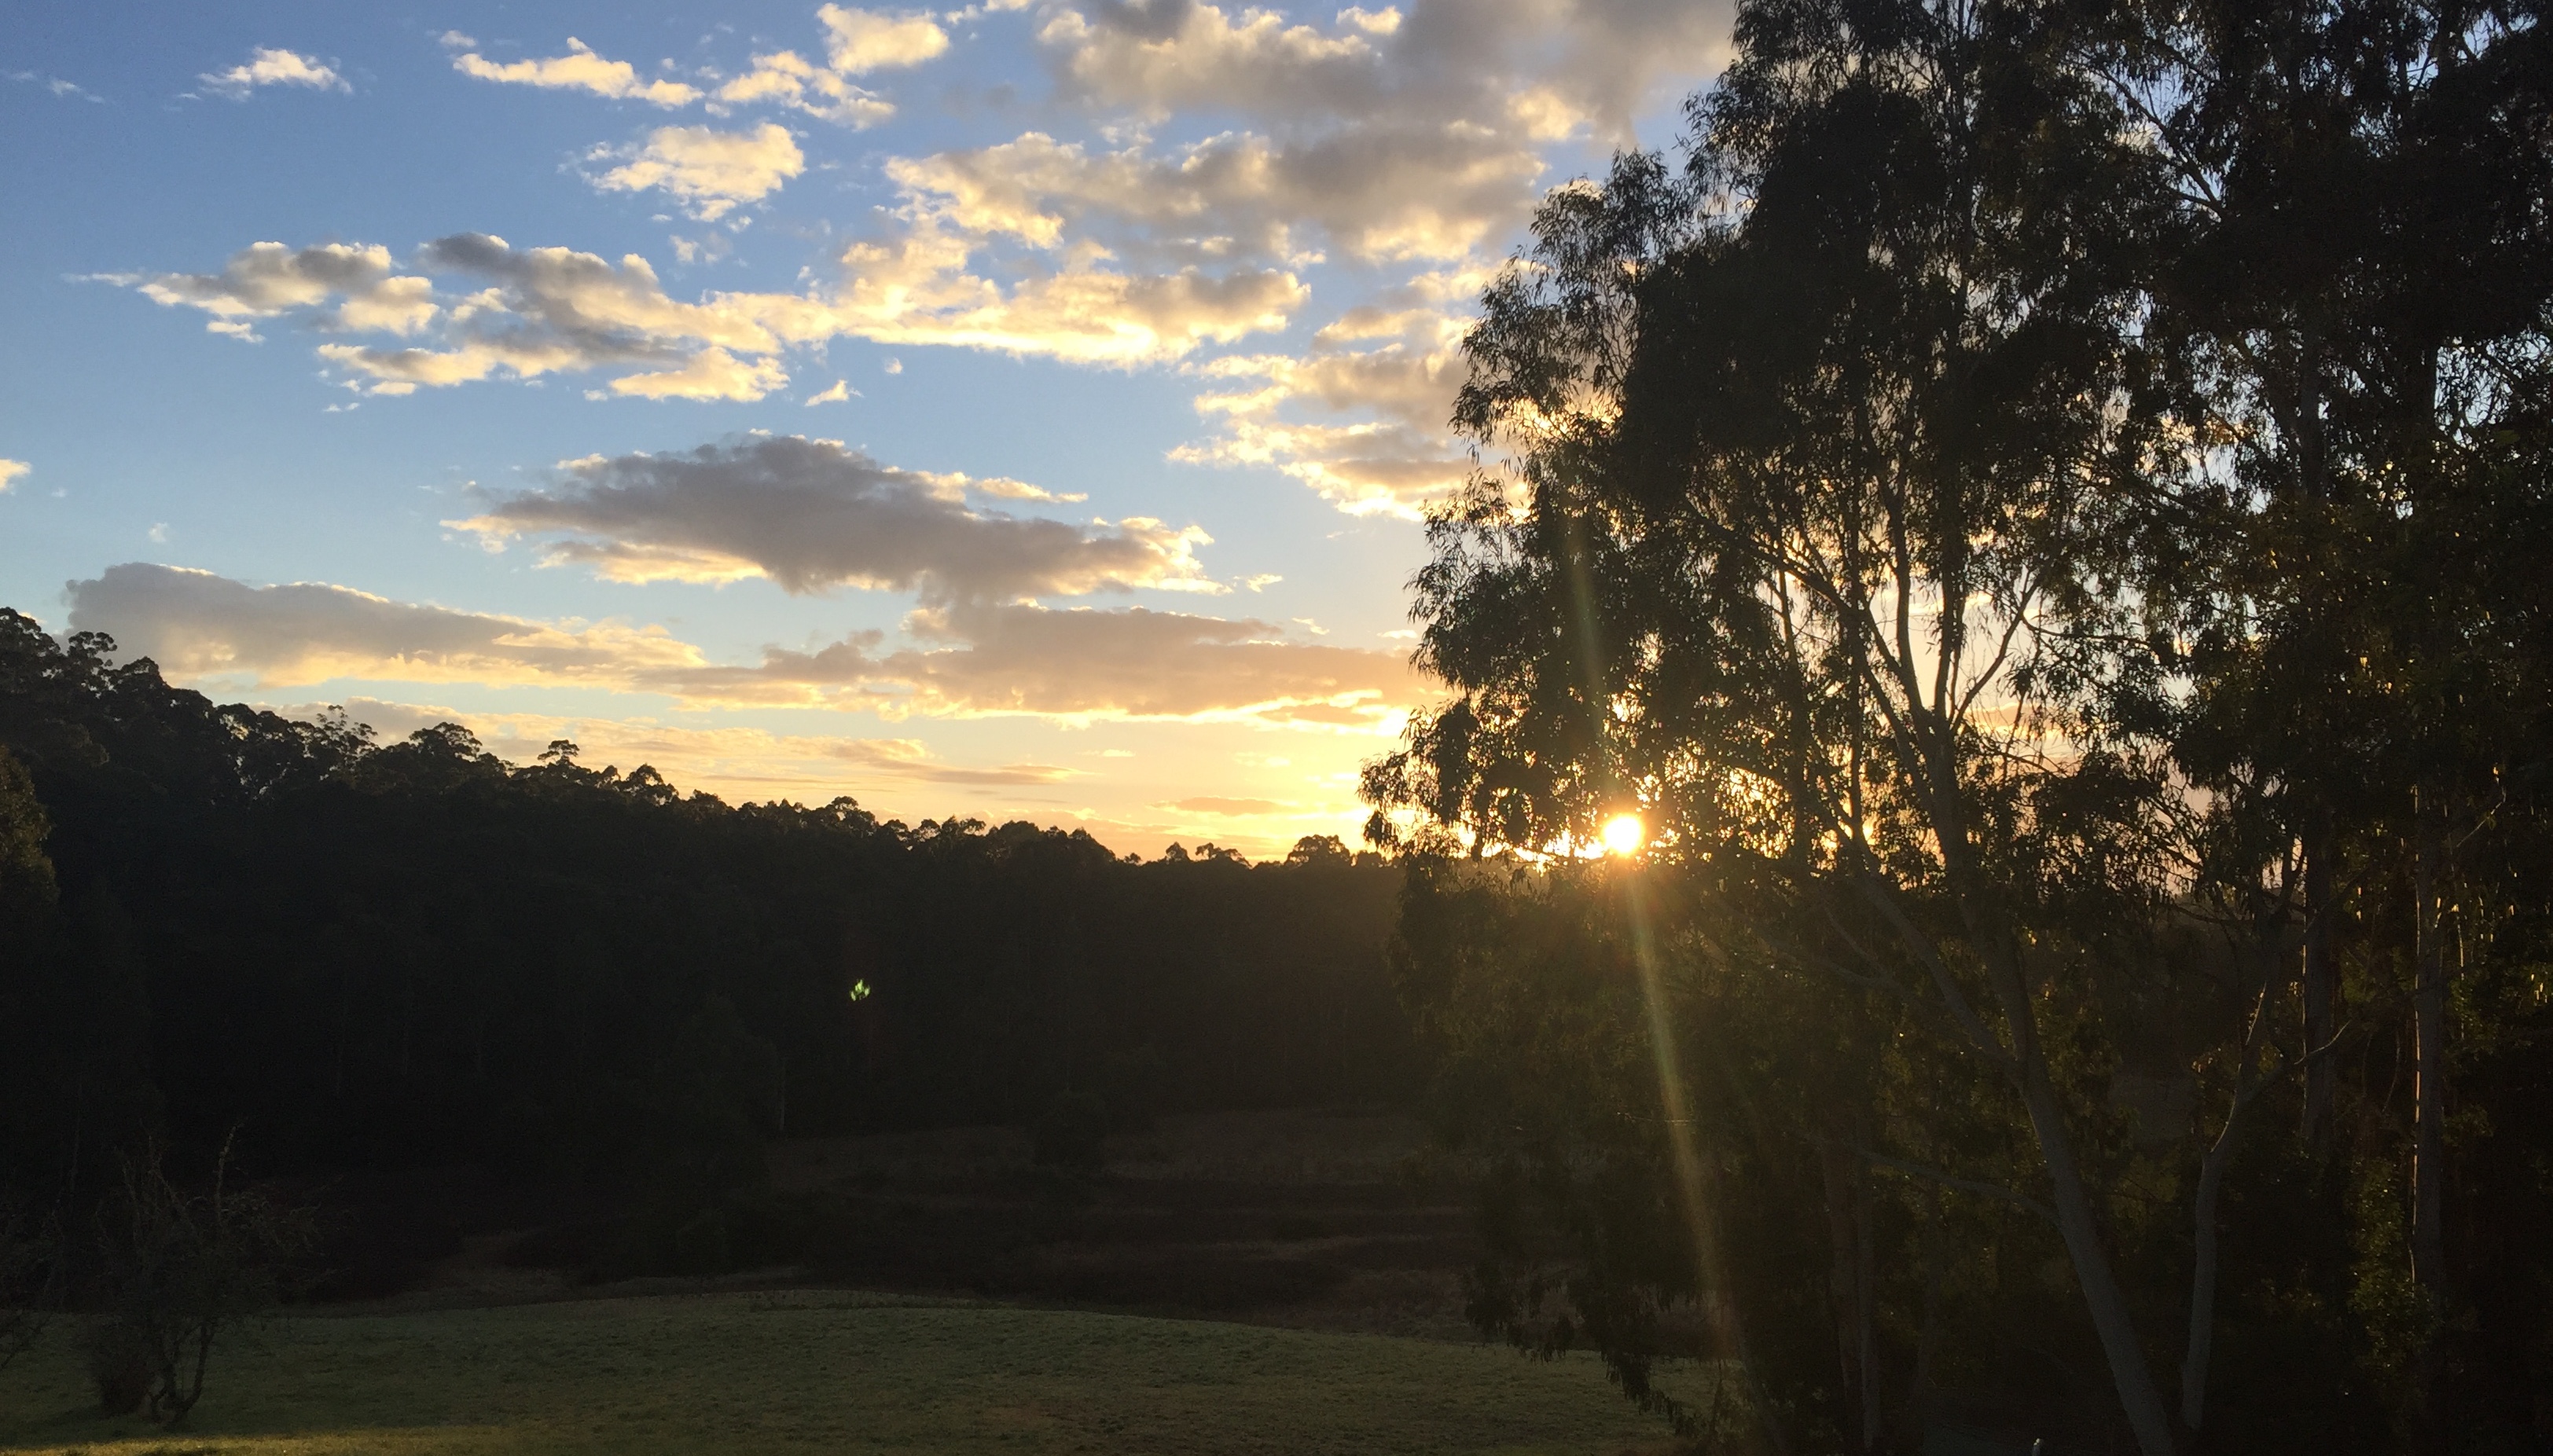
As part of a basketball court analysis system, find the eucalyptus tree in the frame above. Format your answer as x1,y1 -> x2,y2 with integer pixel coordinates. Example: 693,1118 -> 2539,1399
1364,0 -> 2236,1447
2087,4 -> 2553,1427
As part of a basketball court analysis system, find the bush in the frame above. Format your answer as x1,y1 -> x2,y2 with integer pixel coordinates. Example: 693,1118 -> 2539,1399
93,1138 -> 314,1425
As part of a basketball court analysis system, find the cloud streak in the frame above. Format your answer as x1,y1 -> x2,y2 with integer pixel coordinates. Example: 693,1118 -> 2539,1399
65,564 -> 1417,729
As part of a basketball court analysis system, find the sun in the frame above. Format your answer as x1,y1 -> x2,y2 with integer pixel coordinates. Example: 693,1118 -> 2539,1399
1600,813 -> 1646,856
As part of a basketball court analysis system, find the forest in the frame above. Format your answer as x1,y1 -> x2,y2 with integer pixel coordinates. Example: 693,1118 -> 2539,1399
0,605 -> 1412,1281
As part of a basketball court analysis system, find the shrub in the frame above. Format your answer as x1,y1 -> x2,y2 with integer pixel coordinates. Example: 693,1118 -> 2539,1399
93,1137 -> 314,1425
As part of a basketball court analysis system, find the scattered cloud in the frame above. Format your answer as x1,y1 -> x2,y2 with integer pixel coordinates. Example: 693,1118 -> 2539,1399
67,563 -> 1420,730
197,47 -> 349,99
6,70 -> 103,102
0,460 -> 28,493
817,5 -> 950,73
1176,302 -> 1471,515
96,241 -> 436,344
804,378 -> 857,405
711,49 -> 894,127
448,434 -> 1213,600
450,39 -> 701,107
591,122 -> 805,220
114,226 -> 1305,394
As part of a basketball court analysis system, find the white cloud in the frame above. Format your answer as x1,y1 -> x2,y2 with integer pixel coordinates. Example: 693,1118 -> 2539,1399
602,346 -> 792,401
116,229 -> 1305,395
830,216 -> 1306,364
593,123 -> 805,221
197,47 -> 349,99
0,459 -> 28,492
804,379 -> 857,405
449,434 -> 1213,600
711,50 -> 894,127
1175,303 -> 1471,515
451,39 -> 701,107
817,5 -> 951,72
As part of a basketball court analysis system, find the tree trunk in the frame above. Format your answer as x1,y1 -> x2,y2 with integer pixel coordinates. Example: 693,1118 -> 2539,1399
1818,1135 -> 1877,1452
2412,798 -> 2448,1292
2301,806 -> 2338,1150
2015,1059 -> 2178,1456
2179,1135 -> 2230,1432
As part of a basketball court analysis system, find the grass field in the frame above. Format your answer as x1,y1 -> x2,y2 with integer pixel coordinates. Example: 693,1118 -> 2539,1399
0,1293 -> 1694,1455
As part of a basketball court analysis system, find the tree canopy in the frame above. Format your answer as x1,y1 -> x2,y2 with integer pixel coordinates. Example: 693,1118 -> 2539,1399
1367,0 -> 2553,1448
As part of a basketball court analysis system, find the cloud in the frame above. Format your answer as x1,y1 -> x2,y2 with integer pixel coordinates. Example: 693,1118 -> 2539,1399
296,233 -> 803,398
6,70 -> 103,102
601,345 -> 792,400
115,229 -> 1304,394
1041,0 -> 1729,145
711,50 -> 894,127
592,123 -> 805,220
449,435 -> 1213,600
309,699 -> 1076,789
1174,302 -> 1471,515
887,126 -> 1541,267
0,460 -> 27,492
451,39 -> 701,107
197,47 -> 349,99
804,379 -> 856,405
64,563 -> 711,691
1159,795 -> 1287,814
830,216 -> 1306,364
870,600 -> 1416,727
817,5 -> 951,72
67,564 -> 1418,730
100,241 -> 437,343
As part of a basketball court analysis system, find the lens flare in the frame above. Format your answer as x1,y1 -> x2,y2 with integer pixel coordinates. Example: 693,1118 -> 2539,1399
1600,812 -> 1645,856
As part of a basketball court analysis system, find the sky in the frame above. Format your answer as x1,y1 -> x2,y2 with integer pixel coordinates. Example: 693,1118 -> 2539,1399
2,0 -> 1729,857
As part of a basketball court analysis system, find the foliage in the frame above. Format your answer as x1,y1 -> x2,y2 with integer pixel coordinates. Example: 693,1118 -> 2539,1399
1365,0 -> 2553,1450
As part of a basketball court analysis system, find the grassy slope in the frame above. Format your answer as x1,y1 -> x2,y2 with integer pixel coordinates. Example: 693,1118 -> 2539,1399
0,1293 -> 1686,1455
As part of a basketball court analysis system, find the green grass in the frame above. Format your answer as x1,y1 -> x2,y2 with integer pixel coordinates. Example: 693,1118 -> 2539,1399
0,1293 -> 1690,1455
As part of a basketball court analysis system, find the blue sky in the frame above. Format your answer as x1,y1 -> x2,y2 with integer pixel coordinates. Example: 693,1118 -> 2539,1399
2,0 -> 1726,855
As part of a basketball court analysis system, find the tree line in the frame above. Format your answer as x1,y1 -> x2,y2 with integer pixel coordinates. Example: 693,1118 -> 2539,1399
0,607 -> 1411,1224
1365,0 -> 2552,1450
